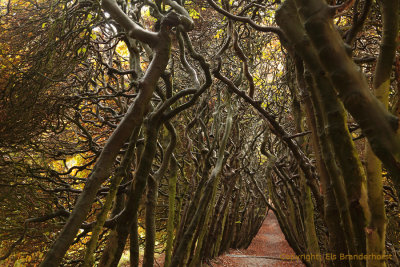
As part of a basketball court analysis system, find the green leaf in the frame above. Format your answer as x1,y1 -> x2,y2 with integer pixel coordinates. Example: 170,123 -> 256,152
77,47 -> 87,55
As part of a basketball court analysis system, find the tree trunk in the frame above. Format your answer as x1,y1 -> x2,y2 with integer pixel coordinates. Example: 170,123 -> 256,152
365,1 -> 398,266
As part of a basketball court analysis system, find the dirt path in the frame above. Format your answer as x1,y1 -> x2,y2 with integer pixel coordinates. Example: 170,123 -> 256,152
210,212 -> 305,267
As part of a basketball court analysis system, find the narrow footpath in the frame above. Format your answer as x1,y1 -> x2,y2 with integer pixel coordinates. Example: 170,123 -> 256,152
211,212 -> 305,267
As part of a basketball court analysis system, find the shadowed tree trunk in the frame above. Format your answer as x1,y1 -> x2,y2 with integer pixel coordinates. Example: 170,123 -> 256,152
293,0 -> 400,182
365,1 -> 398,266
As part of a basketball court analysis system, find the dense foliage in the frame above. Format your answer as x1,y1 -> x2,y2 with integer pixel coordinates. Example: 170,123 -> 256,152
0,0 -> 399,267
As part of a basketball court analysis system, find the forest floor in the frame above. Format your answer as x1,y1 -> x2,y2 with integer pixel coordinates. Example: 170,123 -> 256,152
210,212 -> 305,267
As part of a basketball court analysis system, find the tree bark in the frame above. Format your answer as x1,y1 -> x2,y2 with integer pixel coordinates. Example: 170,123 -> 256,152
82,128 -> 139,267
365,1 -> 398,266
294,0 -> 400,181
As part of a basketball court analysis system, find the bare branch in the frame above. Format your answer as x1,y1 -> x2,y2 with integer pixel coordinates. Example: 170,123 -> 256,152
102,0 -> 158,46
206,0 -> 283,37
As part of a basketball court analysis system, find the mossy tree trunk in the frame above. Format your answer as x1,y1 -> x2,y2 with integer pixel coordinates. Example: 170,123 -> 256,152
82,127 -> 140,267
164,156 -> 178,267
289,63 -> 322,267
365,1 -> 398,266
188,91 -> 233,267
293,0 -> 400,182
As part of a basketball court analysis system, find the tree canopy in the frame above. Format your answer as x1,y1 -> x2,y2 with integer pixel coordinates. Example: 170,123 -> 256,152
0,0 -> 399,266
